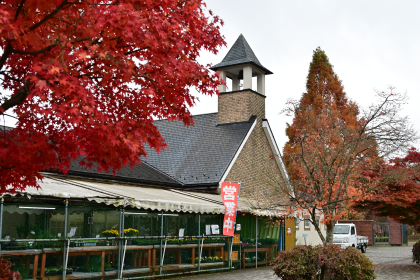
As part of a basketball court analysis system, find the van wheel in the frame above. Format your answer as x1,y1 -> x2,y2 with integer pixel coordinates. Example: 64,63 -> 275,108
361,245 -> 366,253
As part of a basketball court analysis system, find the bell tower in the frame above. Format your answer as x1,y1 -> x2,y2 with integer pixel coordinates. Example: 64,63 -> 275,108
211,34 -> 273,124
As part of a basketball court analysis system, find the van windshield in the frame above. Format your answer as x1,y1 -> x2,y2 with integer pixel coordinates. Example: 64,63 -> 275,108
334,225 -> 349,234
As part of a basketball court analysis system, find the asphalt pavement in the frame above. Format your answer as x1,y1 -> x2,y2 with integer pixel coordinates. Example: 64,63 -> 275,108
168,243 -> 420,280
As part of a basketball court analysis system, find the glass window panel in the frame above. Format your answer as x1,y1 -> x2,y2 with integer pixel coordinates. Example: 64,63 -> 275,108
200,214 -> 222,236
92,209 -> 120,237
3,203 -> 65,239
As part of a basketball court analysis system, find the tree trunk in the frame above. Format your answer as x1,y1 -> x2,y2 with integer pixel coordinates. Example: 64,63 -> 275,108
324,221 -> 336,245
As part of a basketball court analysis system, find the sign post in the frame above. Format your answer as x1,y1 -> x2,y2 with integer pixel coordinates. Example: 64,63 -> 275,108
221,182 -> 240,237
221,182 -> 240,269
302,234 -> 308,245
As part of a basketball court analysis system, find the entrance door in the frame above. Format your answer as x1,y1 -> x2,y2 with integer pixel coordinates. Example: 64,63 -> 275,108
402,224 -> 408,245
373,223 -> 390,245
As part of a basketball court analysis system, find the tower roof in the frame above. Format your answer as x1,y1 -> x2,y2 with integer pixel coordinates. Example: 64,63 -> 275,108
210,34 -> 273,75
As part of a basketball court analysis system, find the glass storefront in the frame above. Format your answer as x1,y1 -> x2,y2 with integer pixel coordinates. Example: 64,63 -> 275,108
0,201 -> 235,279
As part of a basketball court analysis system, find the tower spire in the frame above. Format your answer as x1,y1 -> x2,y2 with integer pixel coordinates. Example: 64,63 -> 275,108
211,34 -> 272,94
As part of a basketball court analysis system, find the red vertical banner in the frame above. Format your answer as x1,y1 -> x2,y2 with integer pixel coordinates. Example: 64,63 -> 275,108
221,182 -> 240,236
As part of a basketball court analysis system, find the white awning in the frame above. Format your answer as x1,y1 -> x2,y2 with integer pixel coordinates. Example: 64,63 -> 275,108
7,175 -> 225,214
3,174 -> 286,216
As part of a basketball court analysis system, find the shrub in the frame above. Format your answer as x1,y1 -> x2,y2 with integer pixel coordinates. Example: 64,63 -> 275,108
0,257 -> 21,280
320,245 -> 376,280
271,245 -> 375,280
412,241 -> 420,265
271,245 -> 321,280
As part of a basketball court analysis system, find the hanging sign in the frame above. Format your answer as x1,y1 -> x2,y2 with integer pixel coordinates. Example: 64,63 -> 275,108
221,182 -> 240,236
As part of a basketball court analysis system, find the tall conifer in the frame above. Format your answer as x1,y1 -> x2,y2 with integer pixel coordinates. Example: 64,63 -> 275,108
283,48 -> 363,244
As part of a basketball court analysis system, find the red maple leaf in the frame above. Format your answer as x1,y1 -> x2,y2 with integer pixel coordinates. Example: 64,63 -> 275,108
0,0 -> 226,193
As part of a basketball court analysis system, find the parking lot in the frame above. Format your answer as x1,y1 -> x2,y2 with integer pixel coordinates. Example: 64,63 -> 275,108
171,244 -> 420,280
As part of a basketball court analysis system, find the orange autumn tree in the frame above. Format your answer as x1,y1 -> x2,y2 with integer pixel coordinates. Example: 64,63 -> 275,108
281,48 -> 416,245
0,0 -> 225,193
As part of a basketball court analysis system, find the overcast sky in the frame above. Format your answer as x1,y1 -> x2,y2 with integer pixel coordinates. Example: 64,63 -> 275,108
191,0 -> 420,151
2,1 -> 419,153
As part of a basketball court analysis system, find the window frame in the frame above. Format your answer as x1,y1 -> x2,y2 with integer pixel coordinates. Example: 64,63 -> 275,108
304,218 -> 311,230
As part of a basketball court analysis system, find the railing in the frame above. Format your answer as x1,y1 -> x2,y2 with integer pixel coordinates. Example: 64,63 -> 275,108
0,235 -> 233,280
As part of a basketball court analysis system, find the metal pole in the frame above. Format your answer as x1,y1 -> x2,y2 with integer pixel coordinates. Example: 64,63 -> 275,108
121,208 -> 125,237
62,199 -> 68,280
255,215 -> 258,268
120,239 -> 128,279
159,211 -> 164,275
226,237 -> 232,269
279,219 -> 283,251
198,214 -> 201,272
230,236 -> 234,269
239,240 -> 241,270
121,209 -> 125,278
283,219 -> 286,251
117,209 -> 122,279
0,197 -> 4,256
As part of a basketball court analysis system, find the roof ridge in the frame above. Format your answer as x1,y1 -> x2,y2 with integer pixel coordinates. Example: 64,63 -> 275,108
153,112 -> 217,123
217,115 -> 257,183
240,35 -> 261,65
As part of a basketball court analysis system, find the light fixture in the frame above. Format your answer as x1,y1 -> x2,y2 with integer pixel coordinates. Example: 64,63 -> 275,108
158,214 -> 179,216
19,206 -> 56,210
125,212 -> 148,215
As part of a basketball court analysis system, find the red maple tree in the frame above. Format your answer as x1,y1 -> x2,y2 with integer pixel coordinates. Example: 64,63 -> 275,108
354,147 -> 420,226
0,0 -> 225,193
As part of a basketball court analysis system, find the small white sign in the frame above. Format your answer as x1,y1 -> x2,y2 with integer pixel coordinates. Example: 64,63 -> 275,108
205,225 -> 211,235
96,234 -> 100,238
68,227 -> 77,237
236,224 -> 241,231
211,225 -> 220,234
179,228 -> 185,239
57,233 -> 61,237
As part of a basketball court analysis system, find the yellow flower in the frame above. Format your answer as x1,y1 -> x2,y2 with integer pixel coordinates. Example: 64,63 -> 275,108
124,228 -> 139,233
102,229 -> 119,236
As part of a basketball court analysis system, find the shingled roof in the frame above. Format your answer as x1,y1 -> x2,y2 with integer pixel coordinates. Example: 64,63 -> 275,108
143,113 -> 256,186
210,34 -> 273,75
67,159 -> 182,186
66,113 -> 256,189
